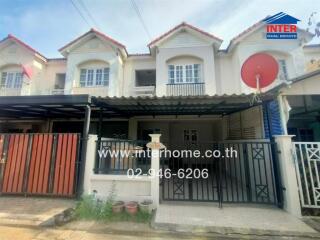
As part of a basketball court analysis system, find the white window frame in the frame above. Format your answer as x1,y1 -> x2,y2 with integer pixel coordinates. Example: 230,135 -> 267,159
79,68 -> 109,87
168,64 -> 202,84
168,65 -> 175,84
183,129 -> 198,144
0,71 -> 23,89
175,65 -> 183,83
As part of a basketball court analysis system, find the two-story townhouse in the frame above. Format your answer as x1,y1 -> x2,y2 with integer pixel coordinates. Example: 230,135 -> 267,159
0,19 -> 319,208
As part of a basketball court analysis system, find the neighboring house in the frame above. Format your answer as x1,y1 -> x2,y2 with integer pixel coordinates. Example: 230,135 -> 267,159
303,44 -> 320,72
0,18 -> 319,215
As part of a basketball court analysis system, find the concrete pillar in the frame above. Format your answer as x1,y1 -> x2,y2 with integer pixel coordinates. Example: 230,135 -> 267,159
83,134 -> 98,195
147,134 -> 164,209
128,118 -> 138,140
274,135 -> 301,217
277,95 -> 288,135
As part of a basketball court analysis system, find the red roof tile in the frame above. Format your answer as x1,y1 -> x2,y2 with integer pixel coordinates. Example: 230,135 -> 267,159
148,22 -> 222,47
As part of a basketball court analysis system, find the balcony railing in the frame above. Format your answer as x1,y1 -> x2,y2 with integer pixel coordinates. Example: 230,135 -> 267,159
51,89 -> 65,95
166,82 -> 205,96
133,85 -> 155,96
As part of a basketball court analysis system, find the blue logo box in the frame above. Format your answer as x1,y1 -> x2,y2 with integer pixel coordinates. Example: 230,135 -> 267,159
266,33 -> 297,39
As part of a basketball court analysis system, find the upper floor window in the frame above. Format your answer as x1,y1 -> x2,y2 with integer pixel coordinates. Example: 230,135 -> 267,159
54,73 -> 66,89
168,64 -> 201,84
79,68 -> 109,87
278,59 -> 288,81
135,70 -> 156,87
0,72 -> 23,89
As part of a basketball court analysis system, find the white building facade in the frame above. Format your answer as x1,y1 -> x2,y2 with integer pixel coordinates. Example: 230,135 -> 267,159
0,21 -> 320,216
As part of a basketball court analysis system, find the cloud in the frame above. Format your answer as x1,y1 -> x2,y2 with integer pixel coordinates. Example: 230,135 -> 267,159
0,0 -> 318,57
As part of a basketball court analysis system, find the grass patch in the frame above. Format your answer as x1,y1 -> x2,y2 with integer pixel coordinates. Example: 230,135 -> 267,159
75,195 -> 152,223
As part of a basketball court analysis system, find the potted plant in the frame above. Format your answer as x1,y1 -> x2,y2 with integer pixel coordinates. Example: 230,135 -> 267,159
139,200 -> 153,213
125,201 -> 138,215
112,201 -> 124,213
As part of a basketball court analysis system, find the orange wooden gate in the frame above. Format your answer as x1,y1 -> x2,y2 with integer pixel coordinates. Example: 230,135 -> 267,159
0,133 -> 80,197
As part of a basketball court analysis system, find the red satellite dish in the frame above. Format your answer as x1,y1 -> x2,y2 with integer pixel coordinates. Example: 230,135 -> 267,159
241,53 -> 279,89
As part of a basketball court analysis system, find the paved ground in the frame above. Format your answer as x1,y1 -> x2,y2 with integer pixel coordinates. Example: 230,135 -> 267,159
0,196 -> 75,226
0,197 -> 319,239
0,221 -> 319,240
154,202 -> 317,235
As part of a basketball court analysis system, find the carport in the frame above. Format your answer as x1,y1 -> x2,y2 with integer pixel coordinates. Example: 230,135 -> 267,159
0,94 -> 92,197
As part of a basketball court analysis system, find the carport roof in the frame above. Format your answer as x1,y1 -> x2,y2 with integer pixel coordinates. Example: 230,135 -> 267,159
92,94 -> 264,117
0,94 -> 270,119
0,94 -> 91,119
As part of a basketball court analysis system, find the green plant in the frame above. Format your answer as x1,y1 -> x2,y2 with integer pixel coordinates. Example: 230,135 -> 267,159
100,181 -> 117,218
75,181 -> 152,223
75,195 -> 100,219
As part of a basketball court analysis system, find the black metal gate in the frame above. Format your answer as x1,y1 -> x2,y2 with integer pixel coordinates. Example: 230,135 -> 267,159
160,141 -> 282,206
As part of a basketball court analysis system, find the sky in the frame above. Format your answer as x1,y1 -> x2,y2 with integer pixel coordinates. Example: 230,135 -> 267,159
0,0 -> 319,58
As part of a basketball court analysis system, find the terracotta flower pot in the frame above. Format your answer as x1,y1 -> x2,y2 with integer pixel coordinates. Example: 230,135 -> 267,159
112,201 -> 124,213
139,200 -> 153,213
125,201 -> 138,215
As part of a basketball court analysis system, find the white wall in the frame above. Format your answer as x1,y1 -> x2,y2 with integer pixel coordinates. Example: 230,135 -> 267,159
156,46 -> 216,96
64,36 -> 123,97
83,134 -> 152,202
136,119 -> 223,148
218,28 -> 307,95
0,41 -> 46,95
0,26 -> 316,97
280,74 -> 320,95
123,56 -> 156,96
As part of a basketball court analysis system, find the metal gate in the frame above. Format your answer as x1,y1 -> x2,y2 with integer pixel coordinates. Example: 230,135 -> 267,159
0,133 -> 81,197
161,141 -> 282,206
294,142 -> 320,208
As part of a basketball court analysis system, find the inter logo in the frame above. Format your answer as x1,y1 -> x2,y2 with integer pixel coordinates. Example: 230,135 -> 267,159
264,12 -> 300,39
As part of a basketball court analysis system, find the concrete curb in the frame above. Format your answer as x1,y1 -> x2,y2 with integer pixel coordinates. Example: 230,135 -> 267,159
151,219 -> 320,239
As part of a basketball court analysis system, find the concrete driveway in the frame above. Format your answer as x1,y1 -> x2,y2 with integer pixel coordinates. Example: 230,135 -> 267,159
0,196 -> 75,226
153,202 -> 318,236
0,221 -> 319,240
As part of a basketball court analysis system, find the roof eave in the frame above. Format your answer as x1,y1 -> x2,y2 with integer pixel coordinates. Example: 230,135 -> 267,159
147,22 -> 223,49
0,34 -> 47,62
59,29 -> 128,58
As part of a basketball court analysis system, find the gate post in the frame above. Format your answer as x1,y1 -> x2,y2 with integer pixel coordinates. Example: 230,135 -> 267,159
274,135 -> 301,217
147,134 -> 164,209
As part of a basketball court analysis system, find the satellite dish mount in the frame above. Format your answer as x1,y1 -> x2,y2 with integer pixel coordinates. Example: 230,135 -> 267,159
241,53 -> 279,106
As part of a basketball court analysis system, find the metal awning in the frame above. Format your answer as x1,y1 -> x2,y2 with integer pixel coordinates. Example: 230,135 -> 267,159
92,94 -> 262,117
0,94 -> 91,119
0,94 -> 271,119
